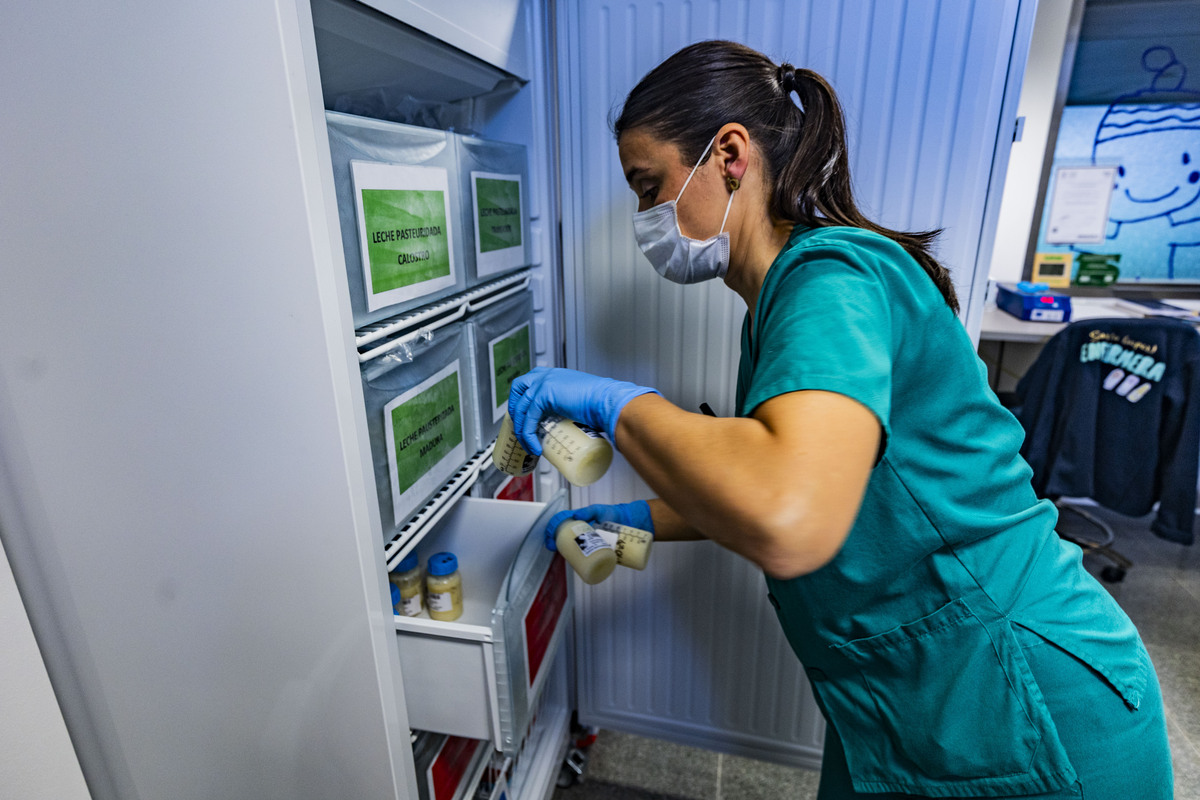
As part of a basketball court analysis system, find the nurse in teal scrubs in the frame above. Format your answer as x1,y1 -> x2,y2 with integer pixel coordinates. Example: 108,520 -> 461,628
508,41 -> 1174,798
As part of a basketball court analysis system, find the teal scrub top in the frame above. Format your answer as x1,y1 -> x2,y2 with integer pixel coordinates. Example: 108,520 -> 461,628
736,225 -> 1151,798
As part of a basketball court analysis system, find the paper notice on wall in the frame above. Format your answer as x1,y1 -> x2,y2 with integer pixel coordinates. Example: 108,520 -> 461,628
472,171 -> 525,277
384,360 -> 466,524
351,160 -> 457,310
1046,166 -> 1117,244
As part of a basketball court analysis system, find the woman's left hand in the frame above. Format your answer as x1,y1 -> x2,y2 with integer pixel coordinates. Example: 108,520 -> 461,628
508,367 -> 660,455
544,500 -> 655,552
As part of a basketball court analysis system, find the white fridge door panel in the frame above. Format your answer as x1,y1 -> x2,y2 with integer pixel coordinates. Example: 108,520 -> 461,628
556,0 -> 1026,764
0,2 -> 416,798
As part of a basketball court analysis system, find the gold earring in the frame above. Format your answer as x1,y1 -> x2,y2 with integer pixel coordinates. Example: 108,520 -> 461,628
726,176 -> 740,192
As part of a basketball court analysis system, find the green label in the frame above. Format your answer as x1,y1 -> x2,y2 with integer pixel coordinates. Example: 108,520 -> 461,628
389,371 -> 463,496
361,188 -> 451,294
1074,252 -> 1121,285
475,178 -> 522,253
492,324 -> 532,411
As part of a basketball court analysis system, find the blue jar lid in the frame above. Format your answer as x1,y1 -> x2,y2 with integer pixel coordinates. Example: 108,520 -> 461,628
427,551 -> 458,577
398,551 -> 419,573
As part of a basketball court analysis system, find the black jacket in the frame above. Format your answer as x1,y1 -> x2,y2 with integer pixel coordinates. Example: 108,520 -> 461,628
1014,317 -> 1200,544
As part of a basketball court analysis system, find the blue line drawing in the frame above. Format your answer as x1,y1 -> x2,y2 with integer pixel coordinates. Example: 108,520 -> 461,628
1087,47 -> 1200,279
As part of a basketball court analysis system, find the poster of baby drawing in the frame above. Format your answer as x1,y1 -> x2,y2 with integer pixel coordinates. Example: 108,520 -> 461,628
1037,46 -> 1200,282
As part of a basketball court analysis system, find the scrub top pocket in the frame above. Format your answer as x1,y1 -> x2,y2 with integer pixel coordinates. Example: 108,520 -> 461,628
822,597 -> 1075,797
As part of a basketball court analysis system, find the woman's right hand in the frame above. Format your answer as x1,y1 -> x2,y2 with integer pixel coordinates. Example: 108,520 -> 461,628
545,500 -> 654,552
508,367 -> 660,455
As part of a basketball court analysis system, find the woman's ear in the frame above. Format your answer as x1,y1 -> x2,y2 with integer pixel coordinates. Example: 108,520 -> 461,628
715,123 -> 750,185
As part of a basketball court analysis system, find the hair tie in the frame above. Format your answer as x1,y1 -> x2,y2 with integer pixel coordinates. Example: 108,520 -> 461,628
777,63 -> 797,94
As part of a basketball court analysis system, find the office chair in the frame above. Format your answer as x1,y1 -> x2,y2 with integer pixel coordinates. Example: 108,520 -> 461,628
1011,316 -> 1200,582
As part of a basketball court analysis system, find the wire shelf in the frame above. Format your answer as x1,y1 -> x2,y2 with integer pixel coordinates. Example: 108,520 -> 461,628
356,270 -> 531,364
383,442 -> 496,572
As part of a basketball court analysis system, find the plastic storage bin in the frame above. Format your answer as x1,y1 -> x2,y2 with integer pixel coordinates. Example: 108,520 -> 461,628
394,495 -> 571,755
456,135 -> 531,286
467,289 -> 534,449
326,111 -> 467,328
361,321 -> 480,542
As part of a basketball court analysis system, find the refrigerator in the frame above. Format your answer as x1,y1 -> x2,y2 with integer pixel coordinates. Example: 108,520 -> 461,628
0,1 -> 1036,798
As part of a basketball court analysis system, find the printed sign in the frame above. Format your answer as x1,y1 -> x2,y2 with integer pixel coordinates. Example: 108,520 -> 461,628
523,556 -> 567,687
488,321 -> 532,422
472,171 -> 525,277
1046,166 -> 1117,245
494,473 -> 534,502
351,160 -> 457,310
384,361 -> 466,524
427,735 -> 485,800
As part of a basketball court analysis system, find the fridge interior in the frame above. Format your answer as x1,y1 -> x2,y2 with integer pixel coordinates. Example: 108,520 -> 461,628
308,0 -> 572,796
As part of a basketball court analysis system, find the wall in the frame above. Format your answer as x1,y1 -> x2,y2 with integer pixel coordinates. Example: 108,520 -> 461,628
988,0 -> 1200,284
1069,0 -> 1200,105
989,0 -> 1084,284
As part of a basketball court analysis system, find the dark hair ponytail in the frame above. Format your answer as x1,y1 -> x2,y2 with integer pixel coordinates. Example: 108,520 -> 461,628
613,41 -> 959,315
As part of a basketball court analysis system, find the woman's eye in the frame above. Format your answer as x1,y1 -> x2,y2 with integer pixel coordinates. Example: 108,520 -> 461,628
639,187 -> 658,203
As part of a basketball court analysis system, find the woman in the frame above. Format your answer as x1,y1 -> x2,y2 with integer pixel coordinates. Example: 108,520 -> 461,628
509,41 -> 1173,798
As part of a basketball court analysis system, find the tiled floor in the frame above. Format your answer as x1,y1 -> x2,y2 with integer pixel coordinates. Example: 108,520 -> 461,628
553,505 -> 1200,800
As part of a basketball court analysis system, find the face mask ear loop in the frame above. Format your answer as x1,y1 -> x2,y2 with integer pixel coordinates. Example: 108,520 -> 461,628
675,134 -> 719,203
717,184 -> 736,234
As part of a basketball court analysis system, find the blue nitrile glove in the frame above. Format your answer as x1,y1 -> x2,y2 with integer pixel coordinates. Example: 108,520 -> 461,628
545,501 -> 655,552
508,367 -> 660,456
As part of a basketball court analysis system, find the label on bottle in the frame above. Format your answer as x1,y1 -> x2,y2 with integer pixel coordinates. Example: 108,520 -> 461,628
537,413 -> 565,437
428,590 -> 455,612
573,529 -> 612,557
595,522 -> 652,569
402,592 -> 424,616
596,521 -> 651,541
593,528 -> 622,557
576,422 -> 604,439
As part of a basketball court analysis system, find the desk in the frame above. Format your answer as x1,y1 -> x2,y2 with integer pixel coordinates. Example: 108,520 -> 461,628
978,297 -> 1200,392
979,297 -> 1142,343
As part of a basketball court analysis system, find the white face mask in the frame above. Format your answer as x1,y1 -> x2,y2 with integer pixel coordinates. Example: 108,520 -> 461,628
632,135 -> 737,284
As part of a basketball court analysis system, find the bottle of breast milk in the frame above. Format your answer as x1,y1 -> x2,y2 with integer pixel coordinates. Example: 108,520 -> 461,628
593,521 -> 654,570
554,520 -> 618,585
426,552 -> 464,622
494,411 -> 613,487
493,412 -> 540,477
389,551 -> 424,617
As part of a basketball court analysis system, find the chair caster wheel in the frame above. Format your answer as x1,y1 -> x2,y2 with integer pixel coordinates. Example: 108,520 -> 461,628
1100,566 -> 1126,583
